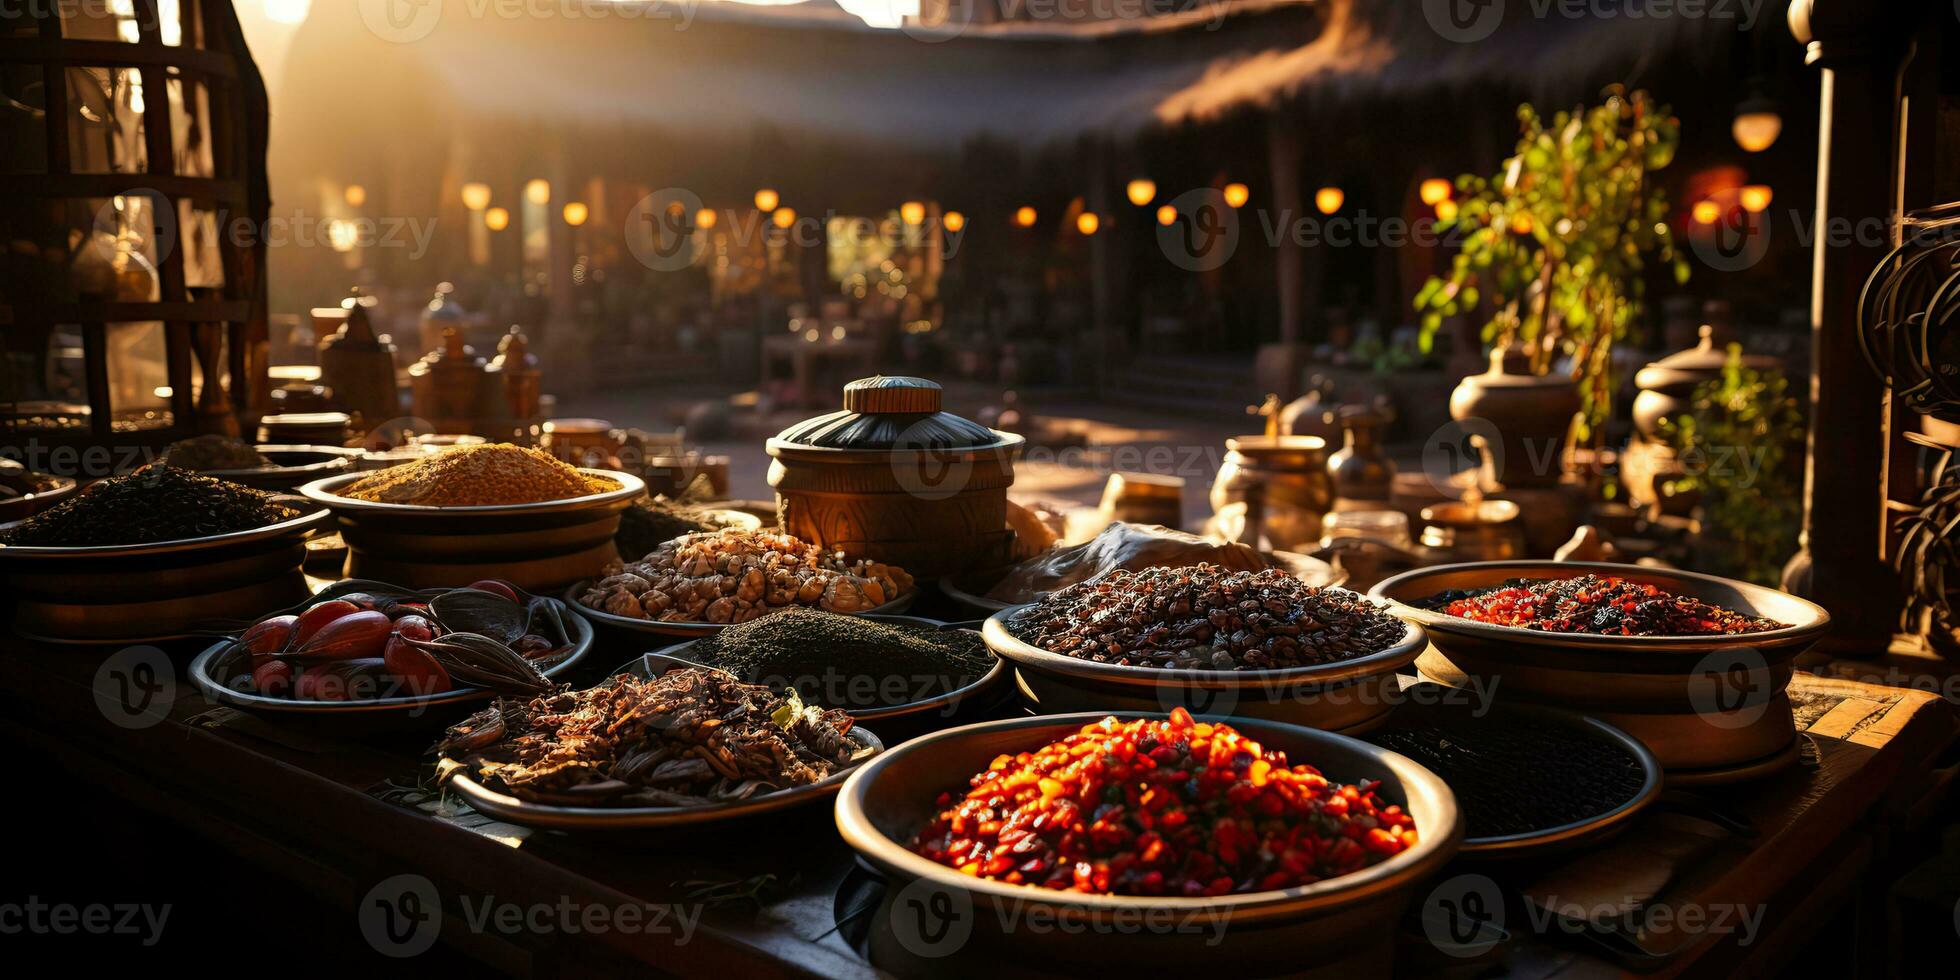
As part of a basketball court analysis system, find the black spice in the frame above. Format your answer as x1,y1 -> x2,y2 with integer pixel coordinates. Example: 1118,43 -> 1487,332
0,465 -> 297,547
1368,722 -> 1648,839
1007,564 -> 1407,670
689,607 -> 994,709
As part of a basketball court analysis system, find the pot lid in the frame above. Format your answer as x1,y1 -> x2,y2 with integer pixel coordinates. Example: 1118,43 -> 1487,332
771,376 -> 1016,451
1636,325 -> 1777,389
1469,346 -> 1576,389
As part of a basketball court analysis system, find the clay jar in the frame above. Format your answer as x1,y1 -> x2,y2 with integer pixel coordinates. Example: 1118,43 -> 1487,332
1448,347 -> 1580,488
1209,435 -> 1334,551
1327,405 -> 1396,507
768,376 -> 1023,582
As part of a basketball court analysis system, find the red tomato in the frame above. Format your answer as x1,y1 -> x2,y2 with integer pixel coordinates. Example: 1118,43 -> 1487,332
465,580 -> 520,603
292,600 -> 361,644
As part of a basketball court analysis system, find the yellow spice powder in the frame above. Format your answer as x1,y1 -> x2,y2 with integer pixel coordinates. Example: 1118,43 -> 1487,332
341,444 -> 619,506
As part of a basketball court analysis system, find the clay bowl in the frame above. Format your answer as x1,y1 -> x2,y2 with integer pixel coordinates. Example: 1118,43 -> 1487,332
835,712 -> 1461,976
187,585 -> 595,735
0,471 -> 77,524
566,581 -> 919,640
0,505 -> 332,643
299,470 -> 644,591
1369,561 -> 1831,781
982,599 -> 1425,733
624,615 -> 1010,742
939,550 -> 1347,618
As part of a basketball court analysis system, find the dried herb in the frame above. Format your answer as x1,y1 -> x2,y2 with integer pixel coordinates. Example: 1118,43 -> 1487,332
0,464 -> 296,546
690,608 -> 993,709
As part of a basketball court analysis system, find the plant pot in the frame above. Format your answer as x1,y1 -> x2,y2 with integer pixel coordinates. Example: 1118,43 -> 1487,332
1447,347 -> 1579,489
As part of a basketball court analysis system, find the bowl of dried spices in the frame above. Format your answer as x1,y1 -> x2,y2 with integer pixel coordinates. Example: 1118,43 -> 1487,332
300,443 -> 644,591
982,564 -> 1426,732
835,710 -> 1461,975
1362,684 -> 1662,858
0,462 -> 75,524
0,465 -> 331,643
1370,561 -> 1831,779
629,610 -> 1007,741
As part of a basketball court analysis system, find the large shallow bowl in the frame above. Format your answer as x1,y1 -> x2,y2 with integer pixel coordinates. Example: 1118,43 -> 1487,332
940,549 -> 1348,618
982,601 -> 1425,732
836,712 -> 1461,976
626,615 -> 1008,742
565,580 -> 918,639
442,654 -> 883,830
186,584 -> 596,734
300,469 -> 644,591
1369,561 -> 1832,778
192,445 -> 359,491
0,505 -> 331,643
1363,684 -> 1663,859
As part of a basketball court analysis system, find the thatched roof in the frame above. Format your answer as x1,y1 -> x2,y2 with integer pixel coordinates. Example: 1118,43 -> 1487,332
281,0 -> 1718,158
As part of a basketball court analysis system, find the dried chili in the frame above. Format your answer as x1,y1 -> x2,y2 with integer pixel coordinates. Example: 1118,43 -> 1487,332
1423,574 -> 1784,636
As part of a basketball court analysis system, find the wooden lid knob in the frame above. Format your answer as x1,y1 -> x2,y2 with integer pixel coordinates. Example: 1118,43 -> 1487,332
843,376 -> 942,414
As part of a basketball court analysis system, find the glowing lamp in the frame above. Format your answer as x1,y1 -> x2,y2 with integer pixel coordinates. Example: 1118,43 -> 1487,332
1732,111 -> 1781,153
525,179 -> 551,205
1691,200 -> 1721,225
1013,206 -> 1037,228
1223,183 -> 1250,209
1739,185 -> 1772,213
773,207 -> 796,229
1314,187 -> 1343,215
695,208 -> 718,229
484,207 -> 510,232
1125,179 -> 1156,207
460,182 -> 492,212
754,188 -> 780,212
1076,213 -> 1100,236
900,201 -> 926,226
1156,204 -> 1176,226
1419,178 -> 1451,206
942,210 -> 965,232
343,184 -> 366,207
562,201 -> 589,227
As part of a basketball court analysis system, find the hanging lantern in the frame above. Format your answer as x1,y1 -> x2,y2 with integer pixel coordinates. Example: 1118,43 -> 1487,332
900,201 -> 926,226
1013,206 -> 1038,227
1223,183 -> 1250,208
484,207 -> 510,232
344,184 -> 368,207
1419,179 -> 1452,206
754,188 -> 781,212
943,211 -> 966,232
461,182 -> 492,212
1732,81 -> 1781,153
1314,187 -> 1344,214
1156,204 -> 1177,226
1435,200 -> 1460,222
1739,186 -> 1773,213
1076,213 -> 1101,235
563,201 -> 590,226
695,208 -> 719,230
773,207 -> 797,229
1125,179 -> 1157,207
1691,200 -> 1722,225
525,179 -> 552,205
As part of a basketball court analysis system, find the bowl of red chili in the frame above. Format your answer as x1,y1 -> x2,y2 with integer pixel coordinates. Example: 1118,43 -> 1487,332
1369,561 -> 1831,779
834,710 -> 1461,975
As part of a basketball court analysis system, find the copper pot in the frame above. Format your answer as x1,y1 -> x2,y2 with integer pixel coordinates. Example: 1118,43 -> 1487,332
1447,347 -> 1579,488
1418,500 -> 1526,562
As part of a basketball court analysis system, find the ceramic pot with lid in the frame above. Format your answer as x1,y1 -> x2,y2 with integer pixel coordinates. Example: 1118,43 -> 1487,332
767,377 -> 1024,581
1209,435 -> 1334,552
1447,347 -> 1579,489
1632,325 -> 1777,439
1327,405 -> 1396,508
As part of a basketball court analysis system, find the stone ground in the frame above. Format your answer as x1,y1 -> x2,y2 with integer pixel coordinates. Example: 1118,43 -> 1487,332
554,381 -> 1253,528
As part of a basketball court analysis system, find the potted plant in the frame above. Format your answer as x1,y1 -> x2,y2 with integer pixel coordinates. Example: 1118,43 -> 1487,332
1417,88 -> 1689,485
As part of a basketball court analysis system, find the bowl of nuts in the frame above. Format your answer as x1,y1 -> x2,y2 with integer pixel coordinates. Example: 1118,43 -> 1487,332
567,528 -> 919,638
981,564 -> 1425,732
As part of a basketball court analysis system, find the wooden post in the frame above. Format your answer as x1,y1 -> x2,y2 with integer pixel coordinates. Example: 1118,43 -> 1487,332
1087,141 -> 1114,396
1269,115 -> 1304,351
1783,0 -> 1911,652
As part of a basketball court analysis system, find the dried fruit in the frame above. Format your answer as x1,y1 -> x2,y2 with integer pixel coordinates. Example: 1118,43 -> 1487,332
293,610 -> 393,661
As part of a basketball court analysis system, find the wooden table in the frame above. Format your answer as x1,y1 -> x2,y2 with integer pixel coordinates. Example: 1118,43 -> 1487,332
1,630 -> 1951,977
